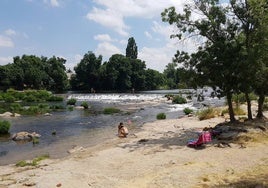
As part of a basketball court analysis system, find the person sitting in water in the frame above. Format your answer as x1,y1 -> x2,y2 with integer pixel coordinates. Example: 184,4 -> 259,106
118,122 -> 128,138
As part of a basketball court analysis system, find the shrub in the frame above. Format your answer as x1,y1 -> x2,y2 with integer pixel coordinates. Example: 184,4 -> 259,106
183,107 -> 193,115
67,98 -> 77,105
50,105 -> 65,110
10,103 -> 23,113
156,113 -> 166,120
0,120 -> 11,134
81,102 -> 89,109
4,95 -> 15,103
47,95 -> 64,102
68,106 -> 74,111
23,95 -> 37,102
103,107 -> 120,114
172,95 -> 187,104
24,105 -> 51,115
197,108 -> 215,120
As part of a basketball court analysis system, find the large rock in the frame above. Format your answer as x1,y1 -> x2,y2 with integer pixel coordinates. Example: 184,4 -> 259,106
12,132 -> 41,141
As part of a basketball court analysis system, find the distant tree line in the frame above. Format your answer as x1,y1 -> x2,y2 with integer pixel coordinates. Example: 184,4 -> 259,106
0,37 -> 182,93
0,55 -> 69,92
70,37 -> 179,92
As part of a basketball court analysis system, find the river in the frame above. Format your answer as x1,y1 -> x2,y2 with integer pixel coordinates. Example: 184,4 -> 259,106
0,89 -> 225,165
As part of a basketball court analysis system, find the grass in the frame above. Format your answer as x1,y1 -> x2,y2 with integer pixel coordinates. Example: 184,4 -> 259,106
197,108 -> 216,120
15,154 -> 50,167
103,107 -> 121,114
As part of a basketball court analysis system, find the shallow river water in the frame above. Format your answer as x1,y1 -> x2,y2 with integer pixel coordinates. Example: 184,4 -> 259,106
0,89 -> 224,165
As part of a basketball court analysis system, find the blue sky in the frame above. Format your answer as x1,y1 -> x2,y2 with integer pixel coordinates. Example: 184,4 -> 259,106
0,0 -> 224,72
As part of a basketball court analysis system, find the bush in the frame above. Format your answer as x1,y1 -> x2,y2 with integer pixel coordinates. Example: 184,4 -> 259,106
67,98 -> 77,105
183,107 -> 193,115
47,95 -> 64,102
197,108 -> 215,120
68,106 -> 74,111
0,120 -> 11,134
81,102 -> 89,109
24,105 -> 51,115
156,113 -> 166,120
23,95 -> 37,102
4,95 -> 15,103
50,105 -> 65,110
103,107 -> 120,114
10,103 -> 23,113
172,95 -> 187,104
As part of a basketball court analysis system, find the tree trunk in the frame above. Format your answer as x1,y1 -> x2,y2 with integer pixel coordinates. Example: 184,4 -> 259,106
256,93 -> 265,118
227,92 -> 236,122
245,92 -> 253,120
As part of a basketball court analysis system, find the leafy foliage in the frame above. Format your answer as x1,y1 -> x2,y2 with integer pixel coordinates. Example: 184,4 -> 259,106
183,107 -> 193,115
0,120 -> 11,134
126,37 -> 138,59
0,55 -> 69,92
80,102 -> 89,109
156,113 -> 166,120
161,0 -> 268,121
172,95 -> 187,104
67,98 -> 77,105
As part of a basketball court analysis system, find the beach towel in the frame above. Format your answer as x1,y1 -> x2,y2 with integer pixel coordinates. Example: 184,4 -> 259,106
187,131 -> 212,147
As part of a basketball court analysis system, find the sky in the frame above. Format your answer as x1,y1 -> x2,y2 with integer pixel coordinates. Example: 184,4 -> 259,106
0,0 -> 213,72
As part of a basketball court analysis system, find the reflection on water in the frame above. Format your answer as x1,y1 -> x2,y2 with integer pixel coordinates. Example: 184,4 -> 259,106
0,91 -> 225,165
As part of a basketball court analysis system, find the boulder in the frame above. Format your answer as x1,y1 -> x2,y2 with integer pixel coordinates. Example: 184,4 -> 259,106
12,132 -> 41,141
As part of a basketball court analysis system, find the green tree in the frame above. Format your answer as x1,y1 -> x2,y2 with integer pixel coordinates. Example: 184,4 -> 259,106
130,58 -> 146,90
72,51 -> 102,91
162,1 -> 244,122
145,69 -> 165,90
126,37 -> 138,59
163,62 -> 179,89
45,56 -> 69,92
105,54 -> 132,91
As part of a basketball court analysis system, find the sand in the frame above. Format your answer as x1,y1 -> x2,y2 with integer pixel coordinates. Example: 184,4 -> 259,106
0,114 -> 268,188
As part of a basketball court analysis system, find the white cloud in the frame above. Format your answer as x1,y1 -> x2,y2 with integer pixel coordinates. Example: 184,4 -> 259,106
144,31 -> 152,39
139,46 -> 175,72
0,35 -> 14,48
94,34 -> 113,42
87,0 -> 185,36
94,42 -> 122,61
51,0 -> 59,7
43,0 -> 60,7
74,54 -> 83,63
5,29 -> 16,36
0,56 -> 13,65
86,7 -> 129,36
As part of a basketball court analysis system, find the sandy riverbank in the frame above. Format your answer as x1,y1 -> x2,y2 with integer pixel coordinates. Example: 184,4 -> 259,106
0,114 -> 268,188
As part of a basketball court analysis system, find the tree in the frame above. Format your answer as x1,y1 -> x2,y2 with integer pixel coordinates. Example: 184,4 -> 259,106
163,62 -> 180,89
126,37 -> 138,59
162,1 -> 245,122
145,69 -> 165,90
105,54 -> 132,91
72,51 -> 102,91
45,56 -> 69,92
162,0 -> 268,121
129,58 -> 146,90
